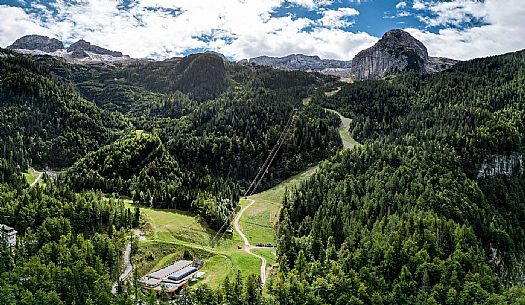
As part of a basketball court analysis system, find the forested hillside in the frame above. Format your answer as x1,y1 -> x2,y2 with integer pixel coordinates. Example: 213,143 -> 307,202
0,50 -> 131,168
270,50 -> 525,304
63,132 -> 239,229
0,158 -> 138,305
0,48 -> 340,229
4,41 -> 525,305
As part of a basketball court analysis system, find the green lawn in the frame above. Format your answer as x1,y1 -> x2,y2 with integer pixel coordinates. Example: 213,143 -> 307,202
197,255 -> 234,289
251,248 -> 277,266
230,251 -> 261,278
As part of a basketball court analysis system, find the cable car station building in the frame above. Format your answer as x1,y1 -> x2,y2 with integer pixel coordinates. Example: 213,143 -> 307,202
138,260 -> 201,296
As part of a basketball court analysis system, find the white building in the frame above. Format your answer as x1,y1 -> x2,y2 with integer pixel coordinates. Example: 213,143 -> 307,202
0,224 -> 17,249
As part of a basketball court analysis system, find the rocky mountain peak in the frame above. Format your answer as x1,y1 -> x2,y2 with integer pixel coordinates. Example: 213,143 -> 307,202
351,29 -> 432,79
379,29 -> 428,59
67,39 -> 124,58
7,35 -> 64,52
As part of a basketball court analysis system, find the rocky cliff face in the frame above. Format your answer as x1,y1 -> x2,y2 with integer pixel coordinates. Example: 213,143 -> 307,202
7,35 -> 64,52
477,152 -> 523,179
7,35 -> 128,62
240,54 -> 352,76
351,29 -> 457,79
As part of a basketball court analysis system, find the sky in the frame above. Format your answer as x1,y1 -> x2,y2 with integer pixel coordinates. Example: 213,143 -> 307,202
0,0 -> 524,61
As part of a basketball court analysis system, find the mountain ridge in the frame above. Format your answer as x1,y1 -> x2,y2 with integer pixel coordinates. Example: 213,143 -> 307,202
7,34 -> 130,62
6,30 -> 459,78
239,54 -> 353,77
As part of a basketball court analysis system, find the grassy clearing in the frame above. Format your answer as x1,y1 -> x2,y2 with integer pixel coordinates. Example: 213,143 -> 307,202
141,207 -> 213,245
23,168 -> 42,186
197,255 -> 233,289
125,201 -> 264,287
23,173 -> 36,185
339,128 -> 360,149
230,251 -> 261,277
251,248 -> 277,266
324,108 -> 360,149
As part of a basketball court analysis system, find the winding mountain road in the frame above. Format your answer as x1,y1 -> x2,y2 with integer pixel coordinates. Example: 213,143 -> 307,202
234,199 -> 268,285
111,236 -> 135,294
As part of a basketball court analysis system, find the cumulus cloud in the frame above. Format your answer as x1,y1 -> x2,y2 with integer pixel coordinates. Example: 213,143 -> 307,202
318,7 -> 360,28
414,0 -> 486,27
406,0 -> 525,60
288,0 -> 333,10
412,0 -> 426,10
0,5 -> 50,47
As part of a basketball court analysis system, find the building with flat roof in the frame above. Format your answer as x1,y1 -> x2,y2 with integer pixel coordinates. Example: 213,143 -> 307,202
139,260 -> 202,296
0,224 -> 17,249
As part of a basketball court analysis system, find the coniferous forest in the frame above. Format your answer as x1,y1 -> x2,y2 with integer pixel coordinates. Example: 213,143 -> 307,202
1,43 -> 525,305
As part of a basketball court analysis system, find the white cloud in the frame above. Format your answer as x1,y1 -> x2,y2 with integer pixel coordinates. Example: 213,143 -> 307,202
288,0 -> 333,10
395,1 -> 407,9
406,0 -> 525,60
318,7 -> 359,28
415,0 -> 486,27
412,0 -> 426,10
0,5 -> 50,47
0,0 -> 376,60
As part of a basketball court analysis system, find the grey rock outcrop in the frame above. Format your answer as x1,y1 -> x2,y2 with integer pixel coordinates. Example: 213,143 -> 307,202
477,152 -> 523,179
240,54 -> 352,76
426,57 -> 460,73
351,29 -> 457,79
7,35 -> 64,52
67,39 -> 124,58
351,29 -> 429,79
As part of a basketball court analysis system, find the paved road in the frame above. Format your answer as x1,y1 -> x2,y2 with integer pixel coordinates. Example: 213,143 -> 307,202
111,238 -> 134,294
234,199 -> 268,285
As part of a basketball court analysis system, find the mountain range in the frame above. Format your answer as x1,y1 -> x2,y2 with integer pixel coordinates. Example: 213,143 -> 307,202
241,29 -> 459,79
7,34 -> 131,62
6,29 -> 458,79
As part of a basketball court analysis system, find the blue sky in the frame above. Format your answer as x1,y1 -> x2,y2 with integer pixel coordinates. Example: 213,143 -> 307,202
0,0 -> 524,60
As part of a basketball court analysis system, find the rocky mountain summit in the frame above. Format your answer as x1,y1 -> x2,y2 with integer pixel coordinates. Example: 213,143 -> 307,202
351,29 -> 458,79
239,54 -> 353,76
7,35 -> 64,52
66,39 -> 124,58
7,35 -> 129,62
